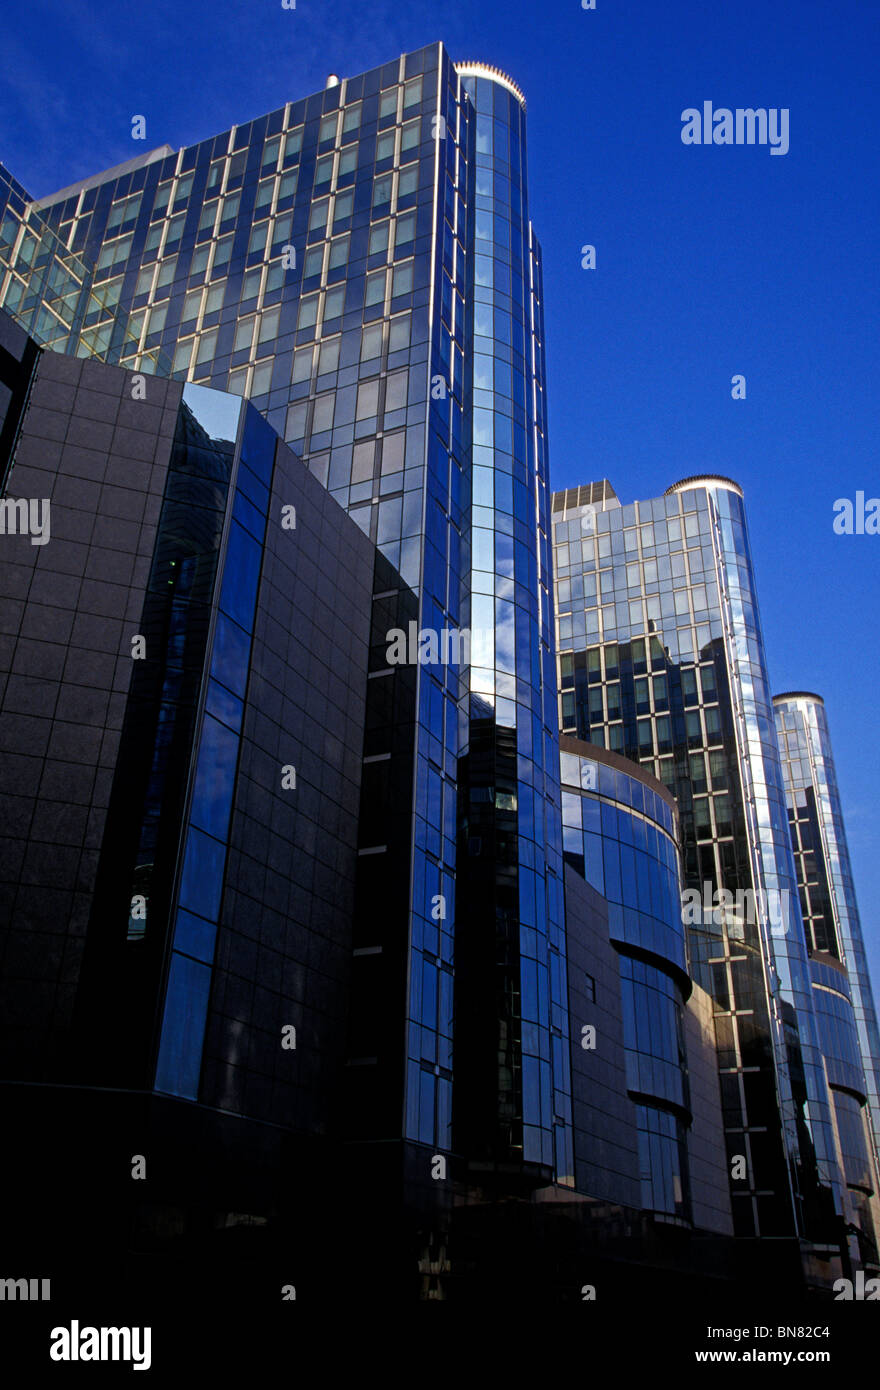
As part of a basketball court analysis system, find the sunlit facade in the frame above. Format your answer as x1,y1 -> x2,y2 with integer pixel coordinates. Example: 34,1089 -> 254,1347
4,44 -> 569,1186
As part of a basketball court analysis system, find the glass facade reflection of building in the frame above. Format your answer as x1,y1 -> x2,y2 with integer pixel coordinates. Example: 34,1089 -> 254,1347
774,692 -> 880,1260
552,475 -> 844,1251
452,65 -> 570,1177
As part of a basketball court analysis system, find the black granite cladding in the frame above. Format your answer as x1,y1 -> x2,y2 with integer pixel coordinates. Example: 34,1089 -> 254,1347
0,344 -> 178,1078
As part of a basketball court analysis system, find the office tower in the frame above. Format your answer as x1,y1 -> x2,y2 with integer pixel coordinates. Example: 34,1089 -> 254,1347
774,692 -> 880,1261
0,42 -> 569,1185
0,43 -> 578,1299
552,475 -> 855,1274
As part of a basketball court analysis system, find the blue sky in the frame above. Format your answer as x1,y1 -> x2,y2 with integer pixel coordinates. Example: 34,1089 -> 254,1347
3,0 -> 878,982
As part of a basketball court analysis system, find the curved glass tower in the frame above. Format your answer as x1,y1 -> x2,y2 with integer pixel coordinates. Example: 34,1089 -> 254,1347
561,739 -> 692,1221
451,62 -> 571,1180
774,691 -> 880,1259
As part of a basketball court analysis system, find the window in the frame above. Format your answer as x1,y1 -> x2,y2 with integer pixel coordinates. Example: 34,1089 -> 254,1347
379,89 -> 397,121
319,113 -> 338,145
377,131 -> 395,162
297,294 -> 318,330
342,103 -> 361,136
403,117 -> 424,159
369,222 -> 390,256
373,176 -> 393,209
328,234 -> 349,271
174,174 -> 193,206
261,138 -> 280,174
384,370 -> 407,413
395,213 -> 416,250
225,151 -> 246,188
314,154 -> 334,191
145,302 -> 167,335
105,193 -> 141,237
286,400 -> 308,441
198,203 -> 217,234
381,433 -> 405,475
318,338 -> 340,374
258,306 -> 280,344
303,245 -> 324,279
389,315 -> 410,351
211,236 -> 233,276
155,257 -> 177,293
152,182 -> 172,217
332,190 -> 354,227
292,346 -> 314,382
254,179 -> 274,219
182,289 -> 202,324
195,330 -> 217,367
173,339 -> 194,373
143,223 -> 163,258
351,441 -> 374,483
234,318 -> 255,352
205,282 -> 224,314
284,128 -> 303,162
190,244 -> 210,278
312,393 -> 335,433
278,169 -> 297,203
356,379 -> 379,420
392,264 -> 414,300
218,192 -> 239,229
689,753 -> 707,795
309,199 -> 329,233
322,285 -> 345,323
398,166 -> 418,199
164,214 -> 185,251
361,323 -> 383,360
247,224 -> 267,257
251,360 -> 272,395
241,267 -> 262,302
365,270 -> 386,308
95,235 -> 132,271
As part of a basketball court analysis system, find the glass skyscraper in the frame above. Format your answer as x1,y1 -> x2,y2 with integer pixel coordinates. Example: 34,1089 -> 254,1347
775,691 -> 880,1260
552,475 -> 853,1259
3,44 -> 569,1184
